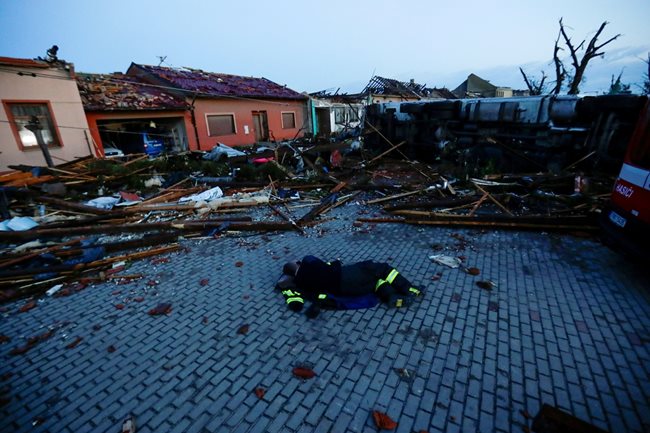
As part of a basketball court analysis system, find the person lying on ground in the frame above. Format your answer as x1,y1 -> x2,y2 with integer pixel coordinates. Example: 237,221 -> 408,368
276,255 -> 422,318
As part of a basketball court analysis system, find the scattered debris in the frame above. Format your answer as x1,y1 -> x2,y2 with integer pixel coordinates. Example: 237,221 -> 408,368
0,111 -> 621,308
121,414 -> 136,433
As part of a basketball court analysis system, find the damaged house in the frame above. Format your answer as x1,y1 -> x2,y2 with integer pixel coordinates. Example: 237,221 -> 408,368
77,73 -> 194,157
308,91 -> 364,139
126,63 -> 309,150
0,56 -> 95,172
362,75 -> 456,104
307,76 -> 455,140
452,73 -> 520,98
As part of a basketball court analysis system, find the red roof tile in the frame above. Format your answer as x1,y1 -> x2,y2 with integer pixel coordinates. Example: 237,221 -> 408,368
76,73 -> 189,111
0,56 -> 50,68
129,64 -> 306,100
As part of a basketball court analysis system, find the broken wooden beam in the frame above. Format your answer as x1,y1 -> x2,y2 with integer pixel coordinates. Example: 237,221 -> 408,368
472,182 -> 514,216
365,141 -> 406,166
356,214 -> 599,232
297,193 -> 339,224
268,204 -> 306,235
37,196 -> 112,215
383,195 -> 480,212
365,187 -> 428,205
0,244 -> 181,279
0,217 -> 256,242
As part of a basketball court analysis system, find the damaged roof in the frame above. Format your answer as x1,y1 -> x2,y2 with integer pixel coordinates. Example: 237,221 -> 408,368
0,56 -> 50,69
127,63 -> 307,100
361,75 -> 456,99
452,73 -> 497,98
76,73 -> 189,111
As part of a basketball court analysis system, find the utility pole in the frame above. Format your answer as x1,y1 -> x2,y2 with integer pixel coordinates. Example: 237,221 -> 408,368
25,116 -> 54,167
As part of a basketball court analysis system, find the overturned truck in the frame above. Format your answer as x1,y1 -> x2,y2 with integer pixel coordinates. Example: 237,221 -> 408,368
365,94 -> 646,174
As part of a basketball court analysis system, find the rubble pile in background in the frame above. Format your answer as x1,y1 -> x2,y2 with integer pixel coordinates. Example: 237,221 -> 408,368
0,133 -> 615,302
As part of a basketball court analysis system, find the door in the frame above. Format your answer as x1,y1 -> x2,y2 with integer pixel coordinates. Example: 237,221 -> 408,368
316,108 -> 331,136
252,111 -> 269,142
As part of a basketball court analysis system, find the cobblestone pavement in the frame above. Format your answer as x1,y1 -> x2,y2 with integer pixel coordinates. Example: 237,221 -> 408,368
1,203 -> 649,433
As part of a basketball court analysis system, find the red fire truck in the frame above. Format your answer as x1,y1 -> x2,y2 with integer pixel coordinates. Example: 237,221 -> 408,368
601,97 -> 650,261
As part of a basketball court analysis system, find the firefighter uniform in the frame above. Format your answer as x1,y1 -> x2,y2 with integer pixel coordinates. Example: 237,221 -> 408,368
278,255 -> 421,312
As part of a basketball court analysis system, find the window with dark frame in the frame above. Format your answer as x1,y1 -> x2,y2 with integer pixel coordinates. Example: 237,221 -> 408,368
282,112 -> 296,129
6,102 -> 61,149
207,114 -> 236,136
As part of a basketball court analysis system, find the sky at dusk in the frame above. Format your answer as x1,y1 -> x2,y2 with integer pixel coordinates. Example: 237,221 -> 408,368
1,0 -> 649,94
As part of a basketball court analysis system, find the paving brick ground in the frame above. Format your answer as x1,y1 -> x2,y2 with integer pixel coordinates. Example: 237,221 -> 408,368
1,202 -> 649,433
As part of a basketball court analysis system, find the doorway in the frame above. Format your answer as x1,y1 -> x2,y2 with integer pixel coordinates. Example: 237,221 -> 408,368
251,111 -> 269,142
315,107 -> 331,136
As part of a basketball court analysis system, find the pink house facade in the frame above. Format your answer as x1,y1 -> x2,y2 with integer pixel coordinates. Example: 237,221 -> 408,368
0,56 -> 95,172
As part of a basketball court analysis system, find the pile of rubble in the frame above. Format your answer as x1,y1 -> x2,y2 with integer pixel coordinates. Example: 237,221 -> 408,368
0,133 -> 615,302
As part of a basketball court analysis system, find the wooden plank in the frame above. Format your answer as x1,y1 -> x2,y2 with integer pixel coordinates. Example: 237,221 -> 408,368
472,182 -> 514,216
356,216 -> 598,232
365,188 -> 427,205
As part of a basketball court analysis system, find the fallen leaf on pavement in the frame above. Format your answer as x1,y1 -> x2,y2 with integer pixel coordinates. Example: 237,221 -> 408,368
66,337 -> 83,349
466,267 -> 480,275
19,301 -> 36,313
235,261 -> 244,267
292,367 -> 316,379
372,410 -> 397,430
148,303 -> 172,316
237,324 -> 250,335
200,279 -> 209,286
254,387 -> 265,399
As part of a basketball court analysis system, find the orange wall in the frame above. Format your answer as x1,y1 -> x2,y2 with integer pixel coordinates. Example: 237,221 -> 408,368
193,98 -> 307,150
85,111 -> 196,155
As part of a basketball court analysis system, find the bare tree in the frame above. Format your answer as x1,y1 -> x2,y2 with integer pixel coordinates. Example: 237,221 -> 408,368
558,18 -> 621,94
519,67 -> 548,95
551,29 -> 566,94
520,19 -> 620,95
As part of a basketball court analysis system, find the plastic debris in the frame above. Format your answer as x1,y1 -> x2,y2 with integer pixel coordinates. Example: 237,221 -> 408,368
429,254 -> 462,268
0,216 -> 39,231
85,196 -> 120,210
179,186 -> 224,203
46,284 -> 64,297
122,414 -> 136,433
